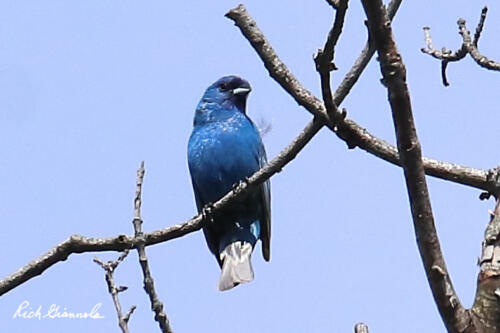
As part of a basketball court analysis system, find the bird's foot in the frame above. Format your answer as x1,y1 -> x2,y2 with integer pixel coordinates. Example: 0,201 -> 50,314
232,178 -> 249,194
202,203 -> 215,224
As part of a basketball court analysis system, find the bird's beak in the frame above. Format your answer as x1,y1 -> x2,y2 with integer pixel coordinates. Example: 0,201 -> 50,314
232,87 -> 251,95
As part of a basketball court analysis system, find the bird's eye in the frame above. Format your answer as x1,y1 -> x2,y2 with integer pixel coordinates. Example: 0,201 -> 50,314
219,83 -> 229,91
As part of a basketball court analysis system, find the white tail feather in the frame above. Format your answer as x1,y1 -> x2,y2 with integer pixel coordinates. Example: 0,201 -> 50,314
218,241 -> 254,291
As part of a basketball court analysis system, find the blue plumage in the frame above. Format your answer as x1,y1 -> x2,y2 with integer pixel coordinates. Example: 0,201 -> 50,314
187,75 -> 271,291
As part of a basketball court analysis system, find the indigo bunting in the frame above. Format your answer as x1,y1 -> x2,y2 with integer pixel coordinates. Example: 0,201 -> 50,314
187,75 -> 271,291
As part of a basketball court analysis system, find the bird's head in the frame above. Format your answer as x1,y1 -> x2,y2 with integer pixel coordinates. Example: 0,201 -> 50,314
194,76 -> 252,124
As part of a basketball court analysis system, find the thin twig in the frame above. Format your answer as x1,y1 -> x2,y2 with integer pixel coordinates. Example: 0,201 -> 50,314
421,27 -> 467,62
473,7 -> 488,46
94,252 -> 136,333
422,6 -> 500,86
226,5 -> 333,128
361,0 -> 470,331
333,0 -> 402,104
421,27 -> 467,86
132,162 -> 173,333
314,0 -> 349,124
354,322 -> 369,333
458,15 -> 500,71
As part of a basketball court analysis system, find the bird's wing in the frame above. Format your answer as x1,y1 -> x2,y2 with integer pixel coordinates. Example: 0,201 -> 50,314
258,143 -> 271,261
192,181 -> 221,263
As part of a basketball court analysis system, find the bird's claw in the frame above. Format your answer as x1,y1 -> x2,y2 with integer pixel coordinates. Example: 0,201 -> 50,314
232,178 -> 249,194
202,204 -> 215,224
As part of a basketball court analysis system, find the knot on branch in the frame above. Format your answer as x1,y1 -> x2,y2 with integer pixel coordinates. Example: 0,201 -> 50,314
480,167 -> 500,200
380,55 -> 407,86
314,49 -> 338,72
117,234 -> 130,244
335,120 -> 360,150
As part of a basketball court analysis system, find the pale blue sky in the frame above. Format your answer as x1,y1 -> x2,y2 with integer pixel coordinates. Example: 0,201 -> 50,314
1,1 -> 499,332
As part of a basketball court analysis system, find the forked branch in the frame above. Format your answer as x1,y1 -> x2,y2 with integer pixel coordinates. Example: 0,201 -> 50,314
94,252 -> 136,333
422,7 -> 500,86
226,3 -> 496,194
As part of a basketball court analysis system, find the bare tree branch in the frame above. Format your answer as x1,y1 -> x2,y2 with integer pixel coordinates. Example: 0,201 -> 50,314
132,162 -> 173,333
226,5 -> 334,128
361,0 -> 471,331
227,4 -> 500,329
422,7 -> 500,86
0,116 -> 321,296
421,27 -> 467,62
1,5 -> 499,320
315,0 -> 349,124
421,26 -> 467,86
333,0 -> 401,104
94,251 -> 136,333
473,7 -> 488,47
225,3 -> 495,194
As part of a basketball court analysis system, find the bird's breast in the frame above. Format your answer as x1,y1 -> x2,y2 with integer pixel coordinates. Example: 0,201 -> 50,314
188,120 -> 261,203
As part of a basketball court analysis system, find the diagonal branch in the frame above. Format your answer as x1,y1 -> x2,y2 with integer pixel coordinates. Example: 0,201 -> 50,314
226,5 -> 334,128
225,3 -> 494,193
332,0 -> 402,104
132,162 -> 173,333
361,0 -> 470,331
1,1 -> 498,303
0,1 -> 393,297
0,117 -> 321,296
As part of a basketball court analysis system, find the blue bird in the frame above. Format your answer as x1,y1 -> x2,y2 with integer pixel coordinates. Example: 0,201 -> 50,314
187,75 -> 271,291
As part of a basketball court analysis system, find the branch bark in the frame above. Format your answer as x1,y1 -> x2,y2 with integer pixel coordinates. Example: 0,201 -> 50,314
422,7 -> 500,86
2,9 -> 500,333
361,0 -> 470,331
226,4 -> 495,194
0,117 -> 321,296
94,251 -> 136,333
457,11 -> 500,71
471,199 -> 500,332
315,0 -> 349,124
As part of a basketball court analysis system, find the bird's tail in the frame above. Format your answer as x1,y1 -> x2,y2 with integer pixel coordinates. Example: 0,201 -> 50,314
218,241 -> 254,291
